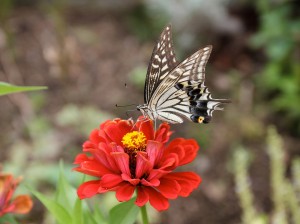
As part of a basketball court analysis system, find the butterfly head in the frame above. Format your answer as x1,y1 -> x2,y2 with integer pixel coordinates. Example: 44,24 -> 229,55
137,104 -> 147,115
137,104 -> 155,120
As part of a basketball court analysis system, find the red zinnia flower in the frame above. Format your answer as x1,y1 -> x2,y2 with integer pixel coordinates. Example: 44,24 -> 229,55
74,118 -> 201,211
0,171 -> 33,217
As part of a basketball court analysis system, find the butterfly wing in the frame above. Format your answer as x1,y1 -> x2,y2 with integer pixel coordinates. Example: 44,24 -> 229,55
148,46 -> 229,124
144,25 -> 178,104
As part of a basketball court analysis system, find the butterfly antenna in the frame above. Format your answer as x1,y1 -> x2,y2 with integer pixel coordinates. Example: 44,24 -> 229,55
115,103 -> 138,119
115,103 -> 138,107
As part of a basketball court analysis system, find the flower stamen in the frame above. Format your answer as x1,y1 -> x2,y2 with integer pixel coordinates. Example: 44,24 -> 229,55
121,131 -> 147,152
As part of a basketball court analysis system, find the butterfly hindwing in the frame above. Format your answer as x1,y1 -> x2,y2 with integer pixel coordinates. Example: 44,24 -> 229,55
144,25 -> 178,103
148,45 -> 228,124
152,81 -> 225,124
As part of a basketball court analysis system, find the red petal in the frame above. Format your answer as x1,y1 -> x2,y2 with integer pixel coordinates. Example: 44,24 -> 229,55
98,129 -> 110,144
9,195 -> 33,214
73,152 -> 113,176
141,178 -> 160,187
164,172 -> 201,197
135,152 -> 151,179
77,180 -> 101,199
98,186 -> 109,193
93,147 -> 119,172
82,142 -> 119,173
111,152 -> 130,176
155,123 -> 172,143
178,146 -> 198,166
99,142 -> 112,154
145,187 -> 169,211
82,141 -> 95,150
101,174 -> 123,188
135,187 -> 149,207
100,118 -> 116,129
164,138 -> 199,166
89,129 -> 104,144
0,174 -> 18,205
73,154 -> 91,164
147,169 -> 169,181
156,178 -> 181,199
158,154 -> 178,170
103,120 -> 132,145
115,183 -> 135,202
76,160 -> 112,177
99,119 -> 113,129
121,173 -> 140,185
137,118 -> 154,140
146,140 -> 164,168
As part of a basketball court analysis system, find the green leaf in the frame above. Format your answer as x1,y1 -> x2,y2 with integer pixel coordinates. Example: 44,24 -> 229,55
0,214 -> 19,224
56,161 -> 84,223
55,161 -> 74,213
73,198 -> 83,224
83,209 -> 98,224
109,197 -> 139,224
30,188 -> 72,224
93,203 -> 107,224
0,82 -> 47,96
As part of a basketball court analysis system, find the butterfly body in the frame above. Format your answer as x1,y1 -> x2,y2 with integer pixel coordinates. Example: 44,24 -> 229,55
138,25 -> 229,124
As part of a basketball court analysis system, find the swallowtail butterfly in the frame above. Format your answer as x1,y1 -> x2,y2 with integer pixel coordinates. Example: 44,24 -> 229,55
137,25 -> 229,124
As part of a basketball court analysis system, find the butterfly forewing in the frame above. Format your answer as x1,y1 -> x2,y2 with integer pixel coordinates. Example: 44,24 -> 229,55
177,46 -> 212,82
144,25 -> 178,103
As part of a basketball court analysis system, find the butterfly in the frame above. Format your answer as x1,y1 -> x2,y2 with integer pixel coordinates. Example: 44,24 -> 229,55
137,25 -> 230,124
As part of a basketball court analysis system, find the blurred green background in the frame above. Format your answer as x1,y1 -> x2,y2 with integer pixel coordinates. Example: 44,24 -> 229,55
0,0 -> 299,223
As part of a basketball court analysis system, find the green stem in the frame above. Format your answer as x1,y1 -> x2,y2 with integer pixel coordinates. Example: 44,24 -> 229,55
140,205 -> 149,224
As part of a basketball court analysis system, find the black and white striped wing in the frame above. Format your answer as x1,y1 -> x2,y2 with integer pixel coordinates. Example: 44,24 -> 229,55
148,46 -> 229,124
144,25 -> 178,104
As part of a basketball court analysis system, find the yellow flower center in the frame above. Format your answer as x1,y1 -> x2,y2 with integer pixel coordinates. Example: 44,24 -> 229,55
121,131 -> 147,152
